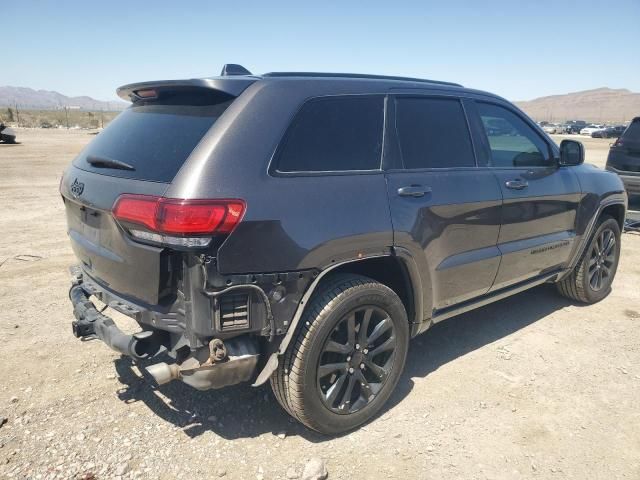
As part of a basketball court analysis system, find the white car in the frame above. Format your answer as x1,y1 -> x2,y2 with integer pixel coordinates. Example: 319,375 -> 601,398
543,124 -> 565,134
580,124 -> 605,135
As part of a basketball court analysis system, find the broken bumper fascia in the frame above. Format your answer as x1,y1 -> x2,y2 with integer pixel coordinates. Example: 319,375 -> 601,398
68,267 -> 261,390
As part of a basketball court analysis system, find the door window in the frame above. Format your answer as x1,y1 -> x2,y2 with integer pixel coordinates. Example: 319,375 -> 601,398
477,102 -> 552,168
275,96 -> 384,173
394,97 -> 475,169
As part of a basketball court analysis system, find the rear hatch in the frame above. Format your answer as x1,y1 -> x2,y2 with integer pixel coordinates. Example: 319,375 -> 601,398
61,82 -> 251,305
608,118 -> 640,174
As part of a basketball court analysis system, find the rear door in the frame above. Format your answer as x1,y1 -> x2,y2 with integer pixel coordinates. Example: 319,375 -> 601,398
469,100 -> 581,290
385,94 -> 502,312
61,88 -> 236,304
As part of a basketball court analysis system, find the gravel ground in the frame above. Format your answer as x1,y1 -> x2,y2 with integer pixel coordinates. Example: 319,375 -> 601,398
0,129 -> 639,480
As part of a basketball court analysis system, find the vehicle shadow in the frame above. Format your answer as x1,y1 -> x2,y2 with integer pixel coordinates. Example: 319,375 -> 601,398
113,284 -> 576,442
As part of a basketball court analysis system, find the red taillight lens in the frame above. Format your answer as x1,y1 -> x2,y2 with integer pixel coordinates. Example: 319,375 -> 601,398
113,195 -> 158,230
158,199 -> 244,234
113,195 -> 245,236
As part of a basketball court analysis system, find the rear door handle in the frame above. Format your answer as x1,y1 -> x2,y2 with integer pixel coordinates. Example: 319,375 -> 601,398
397,185 -> 432,198
504,179 -> 528,190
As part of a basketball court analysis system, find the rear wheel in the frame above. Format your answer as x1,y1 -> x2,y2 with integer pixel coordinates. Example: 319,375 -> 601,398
271,274 -> 409,435
557,216 -> 621,303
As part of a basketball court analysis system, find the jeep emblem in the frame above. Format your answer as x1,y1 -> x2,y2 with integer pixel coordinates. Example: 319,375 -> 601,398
70,178 -> 85,198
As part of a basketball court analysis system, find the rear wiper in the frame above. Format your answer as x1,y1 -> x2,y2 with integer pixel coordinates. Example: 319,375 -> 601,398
86,155 -> 135,171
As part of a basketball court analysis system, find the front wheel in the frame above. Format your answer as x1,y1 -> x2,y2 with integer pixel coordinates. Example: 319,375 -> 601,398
557,216 -> 621,303
271,274 -> 409,435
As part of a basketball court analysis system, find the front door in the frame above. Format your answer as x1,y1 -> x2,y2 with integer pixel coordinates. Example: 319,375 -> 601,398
470,100 -> 581,290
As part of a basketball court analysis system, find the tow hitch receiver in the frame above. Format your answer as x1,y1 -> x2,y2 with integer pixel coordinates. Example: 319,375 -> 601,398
69,282 -> 163,360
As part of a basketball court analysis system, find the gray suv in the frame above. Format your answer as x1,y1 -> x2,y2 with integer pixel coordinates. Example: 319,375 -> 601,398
62,65 -> 627,434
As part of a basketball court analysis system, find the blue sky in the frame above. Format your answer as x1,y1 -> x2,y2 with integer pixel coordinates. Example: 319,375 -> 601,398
3,1 -> 639,102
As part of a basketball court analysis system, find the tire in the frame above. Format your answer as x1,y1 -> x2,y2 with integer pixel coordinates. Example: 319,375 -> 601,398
270,274 -> 409,435
556,216 -> 621,303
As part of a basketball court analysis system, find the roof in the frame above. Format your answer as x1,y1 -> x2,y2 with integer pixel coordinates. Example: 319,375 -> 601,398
117,63 -> 468,102
262,72 -> 463,88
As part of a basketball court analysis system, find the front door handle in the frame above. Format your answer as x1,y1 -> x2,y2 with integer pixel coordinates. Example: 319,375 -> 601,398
398,185 -> 432,197
505,179 -> 528,190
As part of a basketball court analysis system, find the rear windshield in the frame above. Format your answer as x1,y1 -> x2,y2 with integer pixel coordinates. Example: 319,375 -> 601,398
73,90 -> 233,182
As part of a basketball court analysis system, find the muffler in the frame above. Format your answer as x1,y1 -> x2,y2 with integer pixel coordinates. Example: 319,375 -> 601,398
145,337 -> 260,390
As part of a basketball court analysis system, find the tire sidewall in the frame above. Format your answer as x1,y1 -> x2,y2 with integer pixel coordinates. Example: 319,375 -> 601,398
298,284 -> 409,434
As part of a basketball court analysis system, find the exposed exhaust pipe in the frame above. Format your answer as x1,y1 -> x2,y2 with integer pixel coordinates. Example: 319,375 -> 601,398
145,337 -> 260,390
146,362 -> 181,385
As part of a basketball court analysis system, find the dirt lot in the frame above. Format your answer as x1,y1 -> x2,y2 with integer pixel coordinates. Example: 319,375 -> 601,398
1,129 -> 639,480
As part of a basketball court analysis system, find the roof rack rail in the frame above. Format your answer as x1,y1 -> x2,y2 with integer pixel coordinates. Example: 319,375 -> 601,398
262,71 -> 462,87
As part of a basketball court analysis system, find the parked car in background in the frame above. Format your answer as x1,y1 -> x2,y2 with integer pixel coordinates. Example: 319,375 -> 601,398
542,123 -> 565,134
0,123 -> 17,143
565,120 -> 588,134
606,117 -> 640,197
580,124 -> 606,136
485,117 -> 515,135
592,125 -> 625,138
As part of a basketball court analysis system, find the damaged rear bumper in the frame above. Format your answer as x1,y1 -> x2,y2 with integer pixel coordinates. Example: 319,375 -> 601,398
69,269 -> 260,390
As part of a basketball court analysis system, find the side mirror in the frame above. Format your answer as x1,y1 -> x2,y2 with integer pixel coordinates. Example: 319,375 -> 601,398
559,139 -> 584,166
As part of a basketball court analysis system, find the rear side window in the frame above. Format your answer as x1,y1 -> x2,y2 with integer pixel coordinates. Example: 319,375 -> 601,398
394,97 -> 475,169
476,102 -> 551,168
622,119 -> 640,142
275,96 -> 384,173
74,90 -> 233,182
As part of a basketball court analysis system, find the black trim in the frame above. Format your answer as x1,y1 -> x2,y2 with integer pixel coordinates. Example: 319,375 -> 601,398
419,269 -> 564,332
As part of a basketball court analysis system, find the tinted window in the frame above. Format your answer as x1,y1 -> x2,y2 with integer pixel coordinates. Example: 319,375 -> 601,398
74,90 -> 233,182
622,119 -> 640,142
276,96 -> 383,172
477,103 -> 551,168
395,97 -> 475,169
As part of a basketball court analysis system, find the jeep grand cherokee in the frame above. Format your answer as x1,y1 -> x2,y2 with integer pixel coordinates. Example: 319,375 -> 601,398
62,65 -> 627,434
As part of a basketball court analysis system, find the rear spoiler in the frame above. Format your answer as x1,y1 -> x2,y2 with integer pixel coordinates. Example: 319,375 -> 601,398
116,77 -> 258,102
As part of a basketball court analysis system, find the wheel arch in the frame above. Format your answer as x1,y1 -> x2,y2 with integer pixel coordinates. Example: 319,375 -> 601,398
252,252 -> 425,386
561,199 -> 627,281
327,253 -> 423,329
600,203 -> 625,230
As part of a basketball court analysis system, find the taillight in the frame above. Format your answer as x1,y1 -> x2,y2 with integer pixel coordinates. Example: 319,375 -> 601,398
113,195 -> 245,247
